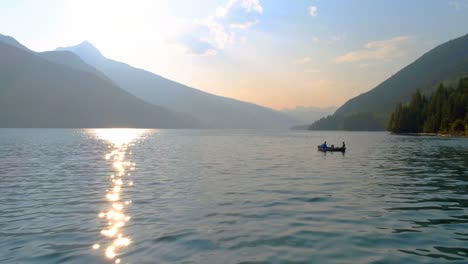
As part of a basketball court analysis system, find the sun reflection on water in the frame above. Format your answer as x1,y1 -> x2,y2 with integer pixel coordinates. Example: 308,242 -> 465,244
86,129 -> 150,263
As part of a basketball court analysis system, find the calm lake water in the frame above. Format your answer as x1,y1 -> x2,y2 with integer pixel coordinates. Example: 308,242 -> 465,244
0,129 -> 467,263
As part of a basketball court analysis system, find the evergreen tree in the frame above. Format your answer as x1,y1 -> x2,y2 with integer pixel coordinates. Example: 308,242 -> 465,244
388,78 -> 468,135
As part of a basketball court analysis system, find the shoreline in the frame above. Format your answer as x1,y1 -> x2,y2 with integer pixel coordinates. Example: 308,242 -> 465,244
392,132 -> 467,138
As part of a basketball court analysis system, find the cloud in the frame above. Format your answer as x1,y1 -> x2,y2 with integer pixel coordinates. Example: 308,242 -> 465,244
217,0 -> 263,17
312,36 -> 320,44
180,0 -> 262,56
230,20 -> 258,29
294,56 -> 312,64
196,17 -> 230,49
179,35 -> 219,56
190,48 -> 218,57
309,6 -> 318,16
335,36 -> 412,63
449,0 -> 468,9
331,35 -> 343,41
330,34 -> 346,42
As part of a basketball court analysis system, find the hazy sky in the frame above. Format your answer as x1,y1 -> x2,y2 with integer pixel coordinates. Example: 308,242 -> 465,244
1,0 -> 468,109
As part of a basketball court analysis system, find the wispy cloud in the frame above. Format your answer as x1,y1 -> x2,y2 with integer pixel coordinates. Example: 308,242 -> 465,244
195,17 -> 231,50
335,36 -> 412,63
448,0 -> 468,9
294,56 -> 312,64
217,0 -> 263,17
178,35 -> 219,56
309,6 -> 318,16
180,0 -> 263,56
312,36 -> 320,44
330,34 -> 346,43
230,20 -> 258,29
190,48 -> 218,57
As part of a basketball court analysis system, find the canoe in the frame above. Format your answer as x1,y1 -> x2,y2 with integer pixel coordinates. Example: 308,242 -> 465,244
317,146 -> 346,152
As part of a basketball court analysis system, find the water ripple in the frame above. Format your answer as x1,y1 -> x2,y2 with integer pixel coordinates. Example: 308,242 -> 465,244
0,129 -> 467,263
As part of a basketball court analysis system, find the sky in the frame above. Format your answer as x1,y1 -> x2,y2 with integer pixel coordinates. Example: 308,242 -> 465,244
1,0 -> 468,110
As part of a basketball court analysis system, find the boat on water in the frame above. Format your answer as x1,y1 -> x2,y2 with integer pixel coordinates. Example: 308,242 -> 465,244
317,145 -> 346,152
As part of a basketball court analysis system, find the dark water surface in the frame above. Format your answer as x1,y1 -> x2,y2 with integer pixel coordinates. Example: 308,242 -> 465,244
1,129 -> 467,263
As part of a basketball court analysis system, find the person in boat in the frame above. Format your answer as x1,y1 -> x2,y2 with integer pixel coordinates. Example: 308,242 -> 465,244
342,142 -> 346,149
322,141 -> 327,148
331,144 -> 334,149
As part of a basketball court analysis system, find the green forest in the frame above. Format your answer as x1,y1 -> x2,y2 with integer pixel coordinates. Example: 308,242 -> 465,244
387,77 -> 468,135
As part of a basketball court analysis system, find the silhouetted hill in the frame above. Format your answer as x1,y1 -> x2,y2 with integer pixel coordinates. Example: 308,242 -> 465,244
0,34 -> 29,51
310,33 -> 468,131
39,50 -> 111,82
282,106 -> 336,124
58,42 -> 299,129
0,41 -> 200,128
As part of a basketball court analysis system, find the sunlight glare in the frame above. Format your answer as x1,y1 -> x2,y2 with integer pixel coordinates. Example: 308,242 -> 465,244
85,129 -> 151,261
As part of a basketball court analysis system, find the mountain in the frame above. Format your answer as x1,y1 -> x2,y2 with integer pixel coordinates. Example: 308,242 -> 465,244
0,34 -> 29,51
58,42 -> 299,129
310,33 -> 468,131
281,106 -> 336,124
387,80 -> 468,135
0,35 -> 112,82
0,39 -> 200,128
38,50 -> 111,82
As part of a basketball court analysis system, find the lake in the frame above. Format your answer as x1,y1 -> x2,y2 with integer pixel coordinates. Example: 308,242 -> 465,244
0,129 -> 467,263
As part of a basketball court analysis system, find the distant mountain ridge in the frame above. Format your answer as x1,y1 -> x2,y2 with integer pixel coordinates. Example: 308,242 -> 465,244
0,34 -> 29,51
38,50 -> 112,82
0,35 -> 200,128
310,33 -> 468,131
58,42 -> 299,129
281,106 -> 336,124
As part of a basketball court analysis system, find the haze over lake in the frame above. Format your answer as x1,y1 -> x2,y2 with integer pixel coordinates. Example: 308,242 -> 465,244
1,129 -> 467,263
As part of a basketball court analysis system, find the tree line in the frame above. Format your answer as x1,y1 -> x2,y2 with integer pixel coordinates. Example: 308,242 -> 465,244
387,77 -> 468,135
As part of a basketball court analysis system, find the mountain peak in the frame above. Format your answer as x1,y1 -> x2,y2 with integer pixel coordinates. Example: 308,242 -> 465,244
0,34 -> 29,51
56,40 -> 104,60
77,40 -> 94,48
